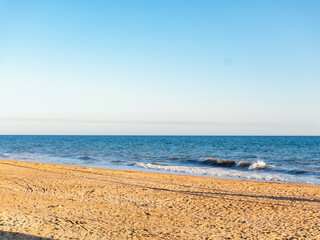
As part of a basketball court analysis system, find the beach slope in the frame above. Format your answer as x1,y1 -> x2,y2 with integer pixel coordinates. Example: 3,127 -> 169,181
0,160 -> 319,239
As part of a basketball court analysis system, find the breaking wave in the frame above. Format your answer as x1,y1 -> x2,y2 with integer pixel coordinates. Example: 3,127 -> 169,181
135,162 -> 319,184
135,162 -> 293,183
200,158 -> 273,170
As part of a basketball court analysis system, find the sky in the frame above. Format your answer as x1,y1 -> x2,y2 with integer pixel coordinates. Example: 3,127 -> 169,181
0,0 -> 320,135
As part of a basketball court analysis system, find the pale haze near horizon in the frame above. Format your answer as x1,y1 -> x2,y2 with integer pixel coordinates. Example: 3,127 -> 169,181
0,1 -> 319,135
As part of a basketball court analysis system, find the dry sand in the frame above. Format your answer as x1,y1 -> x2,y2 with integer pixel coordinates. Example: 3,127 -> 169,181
0,159 -> 319,240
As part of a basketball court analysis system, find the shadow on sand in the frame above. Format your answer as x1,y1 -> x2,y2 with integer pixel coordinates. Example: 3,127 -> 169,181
0,231 -> 54,240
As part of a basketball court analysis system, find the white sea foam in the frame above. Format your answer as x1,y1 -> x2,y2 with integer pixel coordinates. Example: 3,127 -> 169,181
136,162 -> 290,183
249,159 -> 266,170
1,153 -> 35,160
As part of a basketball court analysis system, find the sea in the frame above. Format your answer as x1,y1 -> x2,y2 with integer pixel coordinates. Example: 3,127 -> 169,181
0,135 -> 319,185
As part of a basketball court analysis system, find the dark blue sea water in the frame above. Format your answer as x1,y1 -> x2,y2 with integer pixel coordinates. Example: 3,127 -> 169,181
0,136 -> 319,185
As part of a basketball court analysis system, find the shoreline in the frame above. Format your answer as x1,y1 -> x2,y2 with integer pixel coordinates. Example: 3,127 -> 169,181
2,157 -> 319,186
0,159 -> 319,239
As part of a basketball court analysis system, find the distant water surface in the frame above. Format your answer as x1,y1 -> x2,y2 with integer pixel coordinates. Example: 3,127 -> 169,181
0,136 -> 319,185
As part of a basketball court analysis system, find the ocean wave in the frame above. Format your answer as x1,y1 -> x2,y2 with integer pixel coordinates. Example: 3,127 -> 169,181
286,169 -> 313,175
135,162 -> 291,183
79,155 -> 93,161
200,158 -> 273,170
0,153 -> 10,158
1,153 -> 36,160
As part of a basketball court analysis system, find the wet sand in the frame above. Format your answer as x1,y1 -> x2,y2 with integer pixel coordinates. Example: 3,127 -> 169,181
0,159 -> 319,239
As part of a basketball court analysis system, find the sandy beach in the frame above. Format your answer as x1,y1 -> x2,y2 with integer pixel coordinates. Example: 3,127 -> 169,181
0,159 -> 319,239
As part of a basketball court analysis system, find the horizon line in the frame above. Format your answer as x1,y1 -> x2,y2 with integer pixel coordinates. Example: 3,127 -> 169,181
0,134 -> 319,137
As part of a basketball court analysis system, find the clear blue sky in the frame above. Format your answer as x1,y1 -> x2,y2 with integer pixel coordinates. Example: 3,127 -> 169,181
0,0 -> 319,135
